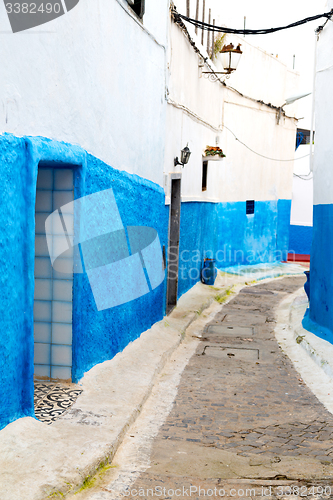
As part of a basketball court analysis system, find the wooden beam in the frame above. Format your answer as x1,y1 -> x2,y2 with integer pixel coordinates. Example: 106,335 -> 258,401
195,0 -> 199,34
212,19 -> 215,58
201,0 -> 205,46
186,0 -> 190,17
207,8 -> 211,55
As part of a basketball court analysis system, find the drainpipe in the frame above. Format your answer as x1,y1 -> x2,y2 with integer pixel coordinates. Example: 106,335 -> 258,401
309,34 -> 318,172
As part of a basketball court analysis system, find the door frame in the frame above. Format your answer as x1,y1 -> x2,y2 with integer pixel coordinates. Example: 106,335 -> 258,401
166,173 -> 182,315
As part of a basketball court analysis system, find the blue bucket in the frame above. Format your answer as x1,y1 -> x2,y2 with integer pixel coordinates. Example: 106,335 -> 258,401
201,259 -> 217,285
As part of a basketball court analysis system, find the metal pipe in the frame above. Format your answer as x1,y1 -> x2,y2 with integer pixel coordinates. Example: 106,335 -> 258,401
310,34 -> 318,172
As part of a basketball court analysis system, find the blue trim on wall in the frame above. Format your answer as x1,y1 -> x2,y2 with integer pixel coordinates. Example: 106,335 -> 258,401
0,134 -> 35,430
177,202 -> 219,297
277,199 -> 292,262
0,133 -> 168,430
0,132 -> 292,429
303,308 -> 333,344
73,153 -> 168,381
177,199 -> 292,298
289,224 -> 312,255
309,204 -> 333,338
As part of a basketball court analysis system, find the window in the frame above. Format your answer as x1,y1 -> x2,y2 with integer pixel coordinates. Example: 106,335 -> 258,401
127,0 -> 145,18
296,128 -> 314,150
246,200 -> 255,215
202,161 -> 208,191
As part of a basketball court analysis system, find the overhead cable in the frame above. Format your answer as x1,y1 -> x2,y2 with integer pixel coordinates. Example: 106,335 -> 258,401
293,173 -> 313,180
173,7 -> 333,35
224,126 -> 310,162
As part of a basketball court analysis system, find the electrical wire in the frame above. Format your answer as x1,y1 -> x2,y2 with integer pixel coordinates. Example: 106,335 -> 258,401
293,173 -> 313,180
173,8 -> 333,36
170,10 -> 299,118
224,126 -> 310,162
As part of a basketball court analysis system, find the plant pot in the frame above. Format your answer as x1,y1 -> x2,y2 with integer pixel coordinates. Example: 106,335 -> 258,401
201,258 -> 217,285
304,270 -> 310,302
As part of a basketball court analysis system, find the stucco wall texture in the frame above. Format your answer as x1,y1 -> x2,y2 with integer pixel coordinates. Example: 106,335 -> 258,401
177,199 -> 291,297
0,135 -> 35,429
0,133 -> 291,430
0,133 -> 168,430
307,0 -> 333,341
0,0 -> 169,187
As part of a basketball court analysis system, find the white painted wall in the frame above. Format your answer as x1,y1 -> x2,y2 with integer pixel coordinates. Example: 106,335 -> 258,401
313,0 -> 333,206
0,0 -> 169,186
164,21 -> 224,202
175,0 -> 319,132
291,145 -> 313,226
165,19 -> 299,203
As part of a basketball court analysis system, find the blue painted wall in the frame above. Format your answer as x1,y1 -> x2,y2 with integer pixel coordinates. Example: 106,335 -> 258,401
289,224 -> 313,255
308,204 -> 333,336
0,132 -> 292,429
177,202 -> 219,297
303,309 -> 333,345
217,200 -> 281,268
277,200 -> 292,261
0,133 -> 168,429
177,199 -> 292,297
73,154 -> 168,381
0,135 -> 35,430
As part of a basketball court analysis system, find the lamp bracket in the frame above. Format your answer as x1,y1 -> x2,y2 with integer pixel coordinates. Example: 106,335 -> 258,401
174,157 -> 184,167
202,71 -> 232,75
202,71 -> 231,82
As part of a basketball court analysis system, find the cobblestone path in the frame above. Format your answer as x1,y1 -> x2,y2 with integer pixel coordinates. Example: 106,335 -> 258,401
157,277 -> 333,461
75,276 -> 333,499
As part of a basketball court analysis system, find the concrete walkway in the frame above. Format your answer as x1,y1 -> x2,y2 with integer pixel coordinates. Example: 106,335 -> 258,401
64,274 -> 333,500
0,269 -> 266,500
5,267 -> 332,500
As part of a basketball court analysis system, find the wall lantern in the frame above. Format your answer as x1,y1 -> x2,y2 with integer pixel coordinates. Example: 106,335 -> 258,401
174,144 -> 192,167
220,43 -> 243,73
202,43 -> 243,79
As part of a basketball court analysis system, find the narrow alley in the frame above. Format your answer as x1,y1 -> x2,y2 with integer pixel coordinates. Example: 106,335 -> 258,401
2,1 -> 333,497
70,275 -> 333,500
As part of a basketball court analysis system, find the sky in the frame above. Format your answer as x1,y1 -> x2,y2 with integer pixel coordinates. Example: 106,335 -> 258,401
181,0 -> 328,129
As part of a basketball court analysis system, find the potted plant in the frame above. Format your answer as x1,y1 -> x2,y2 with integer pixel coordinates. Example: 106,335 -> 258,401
204,146 -> 226,158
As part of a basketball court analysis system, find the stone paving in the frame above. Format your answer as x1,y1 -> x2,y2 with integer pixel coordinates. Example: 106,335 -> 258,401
73,276 -> 333,499
154,276 -> 333,464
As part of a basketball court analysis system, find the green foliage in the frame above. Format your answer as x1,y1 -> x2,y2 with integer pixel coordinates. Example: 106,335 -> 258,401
77,475 -> 96,493
214,286 -> 235,304
47,492 -> 64,498
75,459 -> 115,494
213,33 -> 226,58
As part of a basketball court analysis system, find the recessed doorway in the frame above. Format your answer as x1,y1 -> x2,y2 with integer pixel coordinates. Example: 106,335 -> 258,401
166,174 -> 182,314
34,167 -> 74,381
